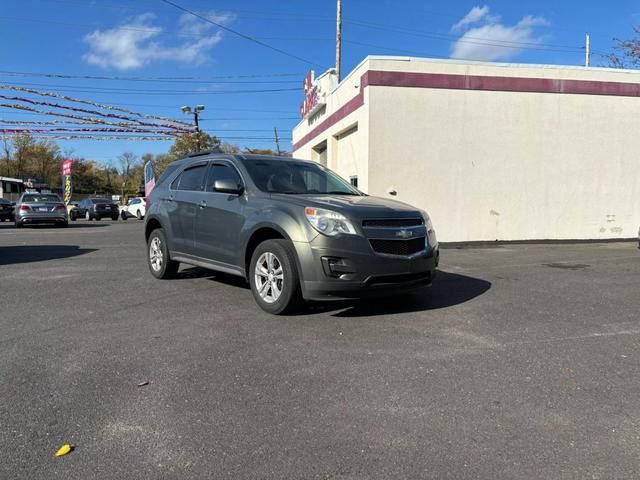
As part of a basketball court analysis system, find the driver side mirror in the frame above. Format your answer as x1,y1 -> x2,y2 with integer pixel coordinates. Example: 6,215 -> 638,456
214,179 -> 244,195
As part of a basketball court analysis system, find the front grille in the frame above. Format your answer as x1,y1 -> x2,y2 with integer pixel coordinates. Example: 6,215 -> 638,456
369,237 -> 426,256
363,218 -> 423,228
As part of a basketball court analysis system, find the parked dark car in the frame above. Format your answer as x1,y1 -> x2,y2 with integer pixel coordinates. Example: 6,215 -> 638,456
144,153 -> 439,314
0,198 -> 15,222
15,192 -> 68,228
70,198 -> 119,221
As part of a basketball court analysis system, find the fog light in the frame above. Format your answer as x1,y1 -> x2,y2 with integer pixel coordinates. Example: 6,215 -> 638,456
321,257 -> 355,278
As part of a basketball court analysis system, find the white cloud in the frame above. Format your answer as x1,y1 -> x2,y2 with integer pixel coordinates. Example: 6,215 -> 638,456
179,10 -> 236,36
451,5 -> 494,33
450,6 -> 550,62
83,12 -> 230,70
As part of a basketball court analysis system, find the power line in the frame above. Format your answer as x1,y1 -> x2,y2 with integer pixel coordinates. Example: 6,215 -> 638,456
0,82 -> 299,96
159,0 -> 327,68
0,70 -> 300,84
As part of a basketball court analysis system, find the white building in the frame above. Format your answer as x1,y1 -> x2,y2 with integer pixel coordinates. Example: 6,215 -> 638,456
292,56 -> 640,242
0,176 -> 24,200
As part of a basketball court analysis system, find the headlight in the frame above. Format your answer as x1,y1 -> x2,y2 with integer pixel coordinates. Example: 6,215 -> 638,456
421,210 -> 434,233
305,207 -> 357,236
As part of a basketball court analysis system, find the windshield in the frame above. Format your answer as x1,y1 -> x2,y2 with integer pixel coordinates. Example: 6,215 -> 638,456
22,194 -> 61,203
242,159 -> 360,195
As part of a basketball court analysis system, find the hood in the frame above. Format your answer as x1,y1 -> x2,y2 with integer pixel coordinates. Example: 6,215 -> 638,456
270,193 -> 422,220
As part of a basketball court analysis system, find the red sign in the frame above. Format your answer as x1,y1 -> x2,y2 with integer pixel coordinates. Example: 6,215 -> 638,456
300,70 -> 319,118
61,159 -> 72,176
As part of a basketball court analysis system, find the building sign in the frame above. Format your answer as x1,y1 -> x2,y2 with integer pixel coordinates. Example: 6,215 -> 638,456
300,70 -> 320,118
61,159 -> 73,205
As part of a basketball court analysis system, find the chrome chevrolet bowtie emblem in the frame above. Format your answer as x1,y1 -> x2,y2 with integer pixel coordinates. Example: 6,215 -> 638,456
396,229 -> 413,239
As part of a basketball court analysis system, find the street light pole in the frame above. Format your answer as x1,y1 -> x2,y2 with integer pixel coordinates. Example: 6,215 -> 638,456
181,105 -> 205,152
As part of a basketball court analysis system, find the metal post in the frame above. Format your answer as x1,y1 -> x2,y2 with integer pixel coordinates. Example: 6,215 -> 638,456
194,110 -> 201,152
585,33 -> 591,67
336,0 -> 342,82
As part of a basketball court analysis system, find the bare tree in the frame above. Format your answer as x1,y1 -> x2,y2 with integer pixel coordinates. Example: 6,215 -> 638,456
117,152 -> 139,203
605,25 -> 640,68
1,140 -> 12,177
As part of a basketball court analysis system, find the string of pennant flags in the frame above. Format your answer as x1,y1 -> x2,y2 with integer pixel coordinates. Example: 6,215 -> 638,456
0,84 -> 192,126
0,134 -> 174,141
0,83 -> 197,140
0,95 -> 191,133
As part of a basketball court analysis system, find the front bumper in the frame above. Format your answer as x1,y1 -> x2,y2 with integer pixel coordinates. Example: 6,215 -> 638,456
294,234 -> 439,301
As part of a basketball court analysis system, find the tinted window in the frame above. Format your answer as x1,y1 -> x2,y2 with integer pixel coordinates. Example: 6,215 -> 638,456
242,159 -> 360,195
175,164 -> 206,191
91,198 -> 112,204
22,194 -> 61,202
157,163 -> 180,187
206,164 -> 242,192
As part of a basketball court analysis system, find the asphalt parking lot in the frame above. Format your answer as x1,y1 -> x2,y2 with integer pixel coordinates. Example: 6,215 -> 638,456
1,221 -> 640,479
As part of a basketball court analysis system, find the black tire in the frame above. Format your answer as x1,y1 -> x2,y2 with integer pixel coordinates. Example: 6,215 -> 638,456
147,228 -> 179,279
85,210 -> 91,221
70,212 -> 77,221
111,216 -> 118,221
249,239 -> 302,315
121,210 -> 128,220
15,221 -> 23,228
136,209 -> 142,220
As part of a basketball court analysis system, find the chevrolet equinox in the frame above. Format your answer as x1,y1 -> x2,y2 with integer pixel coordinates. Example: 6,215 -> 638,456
145,153 -> 439,314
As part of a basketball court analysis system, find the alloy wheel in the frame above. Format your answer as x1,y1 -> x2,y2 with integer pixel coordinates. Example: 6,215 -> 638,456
254,252 -> 284,304
149,237 -> 163,272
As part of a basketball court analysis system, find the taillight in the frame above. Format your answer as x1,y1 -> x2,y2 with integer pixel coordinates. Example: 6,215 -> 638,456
19,205 -> 31,211
55,205 -> 66,212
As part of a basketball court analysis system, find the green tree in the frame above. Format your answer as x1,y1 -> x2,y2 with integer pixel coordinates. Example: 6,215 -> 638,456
168,132 -> 220,159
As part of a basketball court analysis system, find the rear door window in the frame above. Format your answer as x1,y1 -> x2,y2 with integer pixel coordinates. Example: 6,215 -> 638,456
174,164 -> 207,191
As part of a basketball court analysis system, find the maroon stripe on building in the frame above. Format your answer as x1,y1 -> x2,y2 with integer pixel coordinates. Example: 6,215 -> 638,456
293,69 -> 640,151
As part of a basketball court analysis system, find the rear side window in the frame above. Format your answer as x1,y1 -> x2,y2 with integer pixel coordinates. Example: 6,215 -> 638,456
206,164 -> 242,192
156,163 -> 180,187
172,164 -> 207,191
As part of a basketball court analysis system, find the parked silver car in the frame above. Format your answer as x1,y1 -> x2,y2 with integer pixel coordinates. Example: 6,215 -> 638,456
15,192 -> 68,228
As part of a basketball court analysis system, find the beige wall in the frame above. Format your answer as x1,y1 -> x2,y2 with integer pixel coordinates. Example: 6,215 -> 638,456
294,57 -> 640,242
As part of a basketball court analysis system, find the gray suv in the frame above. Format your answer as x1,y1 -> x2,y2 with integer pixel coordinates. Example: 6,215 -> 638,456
145,153 -> 439,314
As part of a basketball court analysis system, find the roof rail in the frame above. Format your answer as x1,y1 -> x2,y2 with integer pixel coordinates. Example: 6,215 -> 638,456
187,147 -> 223,158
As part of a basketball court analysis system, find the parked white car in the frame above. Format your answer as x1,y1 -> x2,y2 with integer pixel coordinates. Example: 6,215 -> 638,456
122,197 -> 146,220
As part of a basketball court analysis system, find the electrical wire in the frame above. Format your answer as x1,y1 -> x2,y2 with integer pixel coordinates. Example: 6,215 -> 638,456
159,0 -> 327,68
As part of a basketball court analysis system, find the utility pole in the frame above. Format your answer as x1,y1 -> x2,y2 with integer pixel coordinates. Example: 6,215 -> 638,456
274,127 -> 281,155
181,104 -> 205,151
336,0 -> 342,82
585,33 -> 591,67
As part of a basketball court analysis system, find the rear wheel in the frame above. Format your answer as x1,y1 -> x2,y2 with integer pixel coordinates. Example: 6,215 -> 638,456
136,209 -> 142,220
249,239 -> 302,315
147,228 -> 179,279
70,212 -> 77,221
121,210 -> 128,220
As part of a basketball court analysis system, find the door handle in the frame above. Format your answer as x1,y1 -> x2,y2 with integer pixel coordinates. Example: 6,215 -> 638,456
199,200 -> 207,209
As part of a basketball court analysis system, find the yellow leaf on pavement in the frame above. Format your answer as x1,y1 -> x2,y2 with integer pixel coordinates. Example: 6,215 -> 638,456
55,444 -> 73,457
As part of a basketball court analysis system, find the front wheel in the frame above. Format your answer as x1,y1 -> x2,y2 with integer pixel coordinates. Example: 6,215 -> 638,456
249,239 -> 302,315
136,209 -> 142,220
147,228 -> 179,279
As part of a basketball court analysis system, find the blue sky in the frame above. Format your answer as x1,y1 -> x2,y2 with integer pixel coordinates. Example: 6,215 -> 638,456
0,0 -> 638,165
